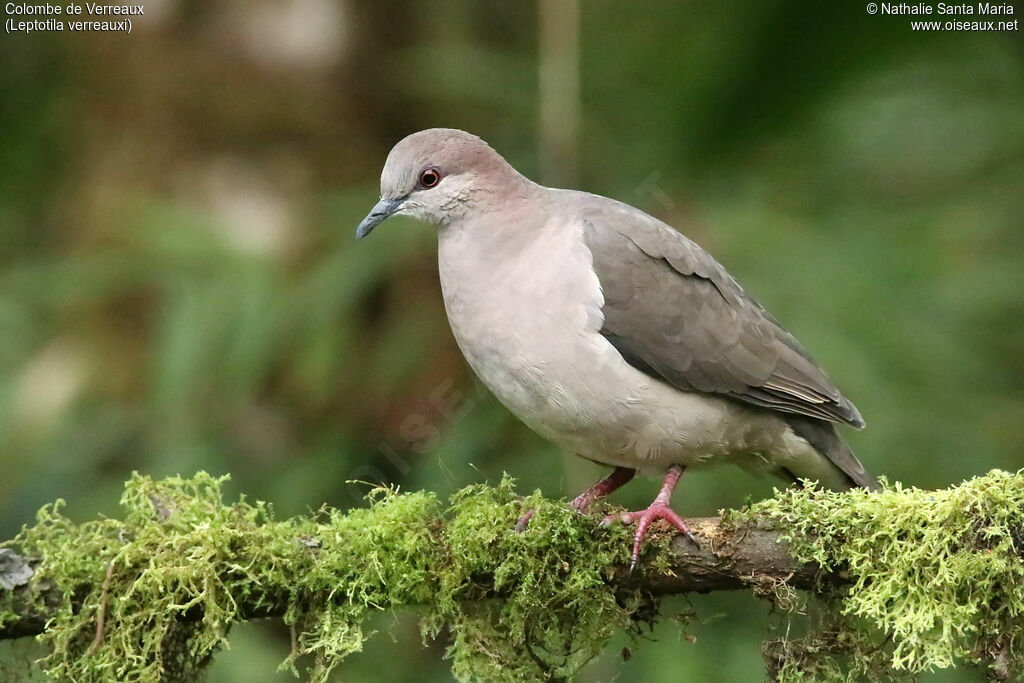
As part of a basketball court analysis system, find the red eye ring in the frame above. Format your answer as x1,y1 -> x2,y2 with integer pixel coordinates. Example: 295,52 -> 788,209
418,167 -> 442,188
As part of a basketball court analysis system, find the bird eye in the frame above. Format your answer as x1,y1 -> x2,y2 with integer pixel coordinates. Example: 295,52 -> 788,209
418,167 -> 442,189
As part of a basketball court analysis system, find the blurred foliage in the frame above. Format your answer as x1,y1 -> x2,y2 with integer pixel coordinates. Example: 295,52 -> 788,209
1,0 -> 1021,680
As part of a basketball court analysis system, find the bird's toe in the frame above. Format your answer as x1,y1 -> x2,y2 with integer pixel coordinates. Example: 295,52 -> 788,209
602,503 -> 697,571
514,509 -> 535,533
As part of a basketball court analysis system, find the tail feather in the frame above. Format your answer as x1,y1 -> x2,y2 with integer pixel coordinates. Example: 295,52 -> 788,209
783,415 -> 880,491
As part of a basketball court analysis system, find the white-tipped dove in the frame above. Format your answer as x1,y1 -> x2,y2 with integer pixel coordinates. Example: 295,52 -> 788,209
357,128 -> 878,569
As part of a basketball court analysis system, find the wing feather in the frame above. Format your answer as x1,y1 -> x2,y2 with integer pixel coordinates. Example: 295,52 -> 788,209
580,199 -> 865,429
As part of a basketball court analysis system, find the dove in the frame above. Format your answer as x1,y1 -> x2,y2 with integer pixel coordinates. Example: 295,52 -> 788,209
356,129 -> 877,569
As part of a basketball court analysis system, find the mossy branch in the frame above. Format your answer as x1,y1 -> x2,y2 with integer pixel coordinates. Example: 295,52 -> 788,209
1,471 -> 1022,681
0,516 -> 824,639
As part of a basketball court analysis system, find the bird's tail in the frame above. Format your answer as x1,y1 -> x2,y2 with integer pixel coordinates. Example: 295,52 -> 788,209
783,415 -> 880,491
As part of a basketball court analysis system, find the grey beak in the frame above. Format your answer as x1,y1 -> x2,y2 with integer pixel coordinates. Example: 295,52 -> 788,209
355,197 -> 404,239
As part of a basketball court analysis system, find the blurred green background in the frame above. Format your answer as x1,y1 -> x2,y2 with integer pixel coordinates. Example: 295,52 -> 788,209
1,1 -> 1022,680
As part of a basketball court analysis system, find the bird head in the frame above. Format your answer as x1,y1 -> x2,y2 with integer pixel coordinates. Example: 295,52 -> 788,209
356,128 -> 527,238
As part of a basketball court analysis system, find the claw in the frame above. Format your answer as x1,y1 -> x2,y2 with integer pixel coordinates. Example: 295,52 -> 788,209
514,509 -> 535,533
598,511 -> 629,528
520,467 -> 636,534
618,502 -> 697,572
530,464 -> 694,571
598,464 -> 695,572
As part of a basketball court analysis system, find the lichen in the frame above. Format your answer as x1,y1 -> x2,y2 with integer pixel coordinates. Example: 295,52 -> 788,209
741,469 -> 1024,681
1,472 -> 653,682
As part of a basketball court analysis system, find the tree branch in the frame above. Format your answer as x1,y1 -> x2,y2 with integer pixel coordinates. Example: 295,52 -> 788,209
1,470 -> 1020,681
0,516 -> 832,642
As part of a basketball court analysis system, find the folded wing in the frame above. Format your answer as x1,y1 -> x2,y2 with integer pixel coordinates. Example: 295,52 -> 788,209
581,200 -> 865,429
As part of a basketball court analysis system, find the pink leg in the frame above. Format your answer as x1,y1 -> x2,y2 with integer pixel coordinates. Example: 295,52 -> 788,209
601,465 -> 697,571
569,467 -> 636,512
516,466 -> 636,533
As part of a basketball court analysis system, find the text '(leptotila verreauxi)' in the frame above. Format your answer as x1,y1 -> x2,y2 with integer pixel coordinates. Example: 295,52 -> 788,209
356,129 -> 878,569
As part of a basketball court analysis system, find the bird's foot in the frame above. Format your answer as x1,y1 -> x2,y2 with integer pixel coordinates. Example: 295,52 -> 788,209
597,465 -> 695,571
520,467 -> 636,533
601,504 -> 698,571
514,509 -> 535,533
569,466 -> 636,513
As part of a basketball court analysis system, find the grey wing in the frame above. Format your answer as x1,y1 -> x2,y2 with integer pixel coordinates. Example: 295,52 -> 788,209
580,199 -> 865,429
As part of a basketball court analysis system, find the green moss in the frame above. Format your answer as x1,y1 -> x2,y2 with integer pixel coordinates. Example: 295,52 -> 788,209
1,472 -> 652,682
743,469 -> 1024,681
5,470 -> 1020,681
425,481 -> 648,681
